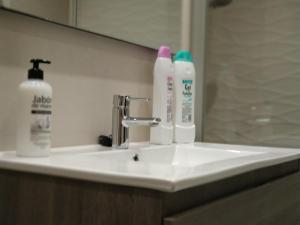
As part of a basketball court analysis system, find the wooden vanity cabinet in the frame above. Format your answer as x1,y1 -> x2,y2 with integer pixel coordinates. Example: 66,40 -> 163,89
164,168 -> 300,225
0,160 -> 299,225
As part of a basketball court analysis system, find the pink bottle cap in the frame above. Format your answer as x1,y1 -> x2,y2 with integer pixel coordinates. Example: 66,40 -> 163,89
158,46 -> 171,59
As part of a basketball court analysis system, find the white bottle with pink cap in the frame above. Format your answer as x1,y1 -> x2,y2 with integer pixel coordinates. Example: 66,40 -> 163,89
150,46 -> 174,145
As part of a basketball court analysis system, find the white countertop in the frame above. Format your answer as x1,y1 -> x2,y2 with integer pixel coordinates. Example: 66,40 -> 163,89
0,142 -> 299,192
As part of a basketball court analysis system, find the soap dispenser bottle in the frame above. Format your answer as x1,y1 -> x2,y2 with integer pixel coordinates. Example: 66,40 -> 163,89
16,59 -> 52,157
174,51 -> 195,143
150,46 -> 174,145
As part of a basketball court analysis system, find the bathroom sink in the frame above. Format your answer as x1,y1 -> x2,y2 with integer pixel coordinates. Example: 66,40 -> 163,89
0,143 -> 299,192
78,144 -> 262,167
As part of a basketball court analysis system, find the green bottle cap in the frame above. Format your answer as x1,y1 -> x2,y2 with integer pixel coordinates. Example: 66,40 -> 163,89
174,50 -> 193,62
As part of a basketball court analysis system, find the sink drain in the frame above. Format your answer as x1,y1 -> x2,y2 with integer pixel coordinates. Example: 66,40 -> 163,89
132,154 -> 139,162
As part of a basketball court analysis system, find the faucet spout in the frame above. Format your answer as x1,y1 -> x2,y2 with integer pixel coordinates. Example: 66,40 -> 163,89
112,94 -> 161,149
122,117 -> 161,128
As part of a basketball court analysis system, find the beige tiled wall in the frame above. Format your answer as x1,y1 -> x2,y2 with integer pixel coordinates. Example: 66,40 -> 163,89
0,10 -> 155,150
204,0 -> 300,148
5,0 -> 70,25
77,0 -> 181,51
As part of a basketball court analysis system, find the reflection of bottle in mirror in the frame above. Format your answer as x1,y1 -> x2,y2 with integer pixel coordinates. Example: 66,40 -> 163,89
150,46 -> 174,145
16,59 -> 52,157
174,51 -> 195,143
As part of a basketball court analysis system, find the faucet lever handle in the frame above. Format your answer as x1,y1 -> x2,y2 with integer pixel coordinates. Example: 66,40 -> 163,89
113,95 -> 151,107
129,97 -> 151,102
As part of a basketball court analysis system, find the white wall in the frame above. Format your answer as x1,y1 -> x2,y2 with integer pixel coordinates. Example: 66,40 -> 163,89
0,10 -> 155,151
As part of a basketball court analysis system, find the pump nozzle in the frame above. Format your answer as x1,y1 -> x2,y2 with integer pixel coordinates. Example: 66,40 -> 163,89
28,59 -> 51,80
30,59 -> 51,69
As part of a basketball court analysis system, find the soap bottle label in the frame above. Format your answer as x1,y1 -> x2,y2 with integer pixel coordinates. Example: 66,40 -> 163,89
167,76 -> 173,123
30,95 -> 52,147
182,79 -> 192,123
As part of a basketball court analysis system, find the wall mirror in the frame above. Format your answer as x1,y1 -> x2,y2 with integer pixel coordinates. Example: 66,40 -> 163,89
0,0 -> 183,51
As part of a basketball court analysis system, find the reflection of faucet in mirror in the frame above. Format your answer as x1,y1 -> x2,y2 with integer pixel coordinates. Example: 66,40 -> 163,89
112,95 -> 161,149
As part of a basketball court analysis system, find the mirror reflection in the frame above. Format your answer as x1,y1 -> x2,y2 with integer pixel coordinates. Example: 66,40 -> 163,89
0,0 -> 182,50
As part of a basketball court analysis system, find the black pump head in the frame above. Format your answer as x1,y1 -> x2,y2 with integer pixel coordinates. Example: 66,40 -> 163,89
28,59 -> 51,80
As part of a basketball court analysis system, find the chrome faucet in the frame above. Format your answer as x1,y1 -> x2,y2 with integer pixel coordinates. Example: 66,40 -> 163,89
112,95 -> 161,149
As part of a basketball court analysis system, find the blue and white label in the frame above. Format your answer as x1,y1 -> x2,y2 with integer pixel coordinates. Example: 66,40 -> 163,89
182,79 -> 192,123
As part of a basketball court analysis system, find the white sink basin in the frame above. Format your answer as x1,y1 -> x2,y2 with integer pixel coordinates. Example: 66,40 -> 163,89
0,143 -> 299,192
80,145 -> 262,167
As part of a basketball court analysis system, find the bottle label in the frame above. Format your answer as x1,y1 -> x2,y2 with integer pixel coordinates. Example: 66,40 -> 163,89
30,95 -> 52,147
182,79 -> 193,123
167,76 -> 173,123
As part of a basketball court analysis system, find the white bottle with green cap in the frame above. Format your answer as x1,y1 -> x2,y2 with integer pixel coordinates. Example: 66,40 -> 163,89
174,50 -> 195,143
